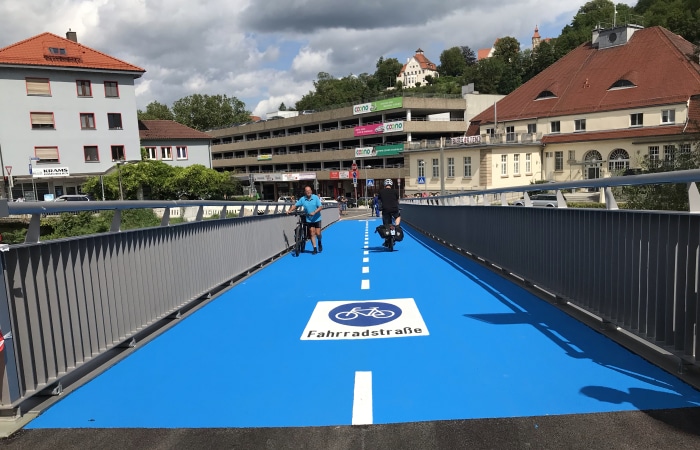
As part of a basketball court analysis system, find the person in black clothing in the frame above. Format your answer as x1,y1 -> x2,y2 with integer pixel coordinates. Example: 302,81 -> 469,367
377,179 -> 401,246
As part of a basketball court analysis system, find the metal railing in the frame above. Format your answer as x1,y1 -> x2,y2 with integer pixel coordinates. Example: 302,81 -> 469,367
400,169 -> 700,368
0,200 -> 339,413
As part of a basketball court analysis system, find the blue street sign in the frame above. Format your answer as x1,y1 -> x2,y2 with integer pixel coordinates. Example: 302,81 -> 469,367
29,163 -> 32,175
366,179 -> 374,187
30,157 -> 40,161
417,176 -> 426,184
352,170 -> 357,180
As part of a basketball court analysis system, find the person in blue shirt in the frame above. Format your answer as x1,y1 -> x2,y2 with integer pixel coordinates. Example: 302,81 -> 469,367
373,193 -> 380,217
286,185 -> 324,254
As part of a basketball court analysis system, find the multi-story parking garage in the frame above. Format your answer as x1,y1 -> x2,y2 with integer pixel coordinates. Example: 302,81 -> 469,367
208,95 -> 468,200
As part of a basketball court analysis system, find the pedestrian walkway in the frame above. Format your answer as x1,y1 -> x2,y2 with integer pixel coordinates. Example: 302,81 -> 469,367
25,219 -> 700,429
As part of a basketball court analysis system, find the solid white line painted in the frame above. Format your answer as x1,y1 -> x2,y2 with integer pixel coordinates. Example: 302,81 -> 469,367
364,251 -> 369,255
361,279 -> 370,289
352,371 -> 373,425
363,257 -> 369,263
362,267 -> 369,274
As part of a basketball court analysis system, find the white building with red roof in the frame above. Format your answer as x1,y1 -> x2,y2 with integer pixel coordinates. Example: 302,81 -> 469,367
139,120 -> 212,168
403,24 -> 700,194
396,48 -> 439,88
0,30 -> 145,200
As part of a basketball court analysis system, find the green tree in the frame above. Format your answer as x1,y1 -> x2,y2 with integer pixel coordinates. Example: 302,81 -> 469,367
137,101 -> 174,121
172,94 -> 250,131
295,72 -> 375,111
460,46 -> 477,66
278,102 -> 287,111
373,57 -> 404,90
439,47 -> 468,77
170,165 -> 241,199
558,0 -> 634,53
622,144 -> 700,211
493,37 -> 521,63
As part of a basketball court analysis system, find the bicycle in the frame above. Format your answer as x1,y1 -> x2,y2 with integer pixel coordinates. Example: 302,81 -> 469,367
291,211 -> 308,256
334,306 -> 395,320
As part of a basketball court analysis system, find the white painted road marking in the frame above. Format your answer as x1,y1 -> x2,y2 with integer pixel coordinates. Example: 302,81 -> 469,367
352,371 -> 373,425
362,267 -> 369,274
361,279 -> 370,290
364,251 -> 369,255
363,257 -> 369,263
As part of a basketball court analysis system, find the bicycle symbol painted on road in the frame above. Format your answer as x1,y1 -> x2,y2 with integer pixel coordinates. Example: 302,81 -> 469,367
329,302 -> 402,326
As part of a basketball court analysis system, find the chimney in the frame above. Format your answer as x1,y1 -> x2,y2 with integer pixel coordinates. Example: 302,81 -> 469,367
66,29 -> 77,42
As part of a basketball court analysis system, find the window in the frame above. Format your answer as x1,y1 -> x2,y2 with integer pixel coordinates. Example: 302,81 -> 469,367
680,143 -> 691,154
104,81 -> 119,98
84,146 -> 99,162
48,47 -> 66,55
80,113 -> 96,129
513,154 -> 520,175
536,90 -> 556,100
26,77 -> 51,96
608,149 -> 630,172
663,145 -> 676,162
568,150 -> 576,162
555,151 -> 564,171
609,79 -> 635,89
550,121 -> 560,133
630,113 -> 643,127
447,157 -> 455,177
485,127 -> 495,137
176,146 -> 188,160
76,80 -> 92,97
36,146 -> 59,163
161,146 -> 173,160
501,154 -> 508,176
661,109 -> 675,124
575,119 -> 586,132
648,146 -> 659,161
463,156 -> 472,177
145,147 -> 157,160
418,159 -> 425,177
30,112 -> 55,129
527,124 -> 537,134
111,145 -> 125,162
107,113 -> 123,130
525,153 -> 532,174
432,158 -> 439,178
506,125 -> 515,142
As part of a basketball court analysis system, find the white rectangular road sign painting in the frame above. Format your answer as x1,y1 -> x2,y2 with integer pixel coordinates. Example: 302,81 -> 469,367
301,298 -> 429,340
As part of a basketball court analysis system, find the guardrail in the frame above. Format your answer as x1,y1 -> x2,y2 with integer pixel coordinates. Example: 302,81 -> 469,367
0,200 -> 339,415
400,169 -> 700,369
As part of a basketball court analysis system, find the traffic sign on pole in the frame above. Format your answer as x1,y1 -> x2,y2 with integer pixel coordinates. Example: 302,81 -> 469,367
351,163 -> 358,171
417,176 -> 426,184
366,178 -> 374,187
4,166 -> 11,175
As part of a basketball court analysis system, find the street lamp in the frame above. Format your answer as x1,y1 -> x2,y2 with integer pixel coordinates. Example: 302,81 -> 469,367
29,156 -> 40,201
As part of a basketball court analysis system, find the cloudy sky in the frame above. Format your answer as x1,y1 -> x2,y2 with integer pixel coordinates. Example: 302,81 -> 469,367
0,0 -> 637,117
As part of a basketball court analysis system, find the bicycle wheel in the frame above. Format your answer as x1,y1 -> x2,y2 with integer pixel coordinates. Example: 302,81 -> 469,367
388,236 -> 394,252
294,226 -> 303,256
335,311 -> 359,320
372,309 -> 395,319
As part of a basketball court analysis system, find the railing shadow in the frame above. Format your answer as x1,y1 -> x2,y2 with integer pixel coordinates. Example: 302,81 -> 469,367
404,225 -> 700,433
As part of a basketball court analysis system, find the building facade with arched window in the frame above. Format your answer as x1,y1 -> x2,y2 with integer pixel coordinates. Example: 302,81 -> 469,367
410,24 -> 700,193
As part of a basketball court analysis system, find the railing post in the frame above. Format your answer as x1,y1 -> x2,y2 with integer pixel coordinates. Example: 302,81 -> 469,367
688,182 -> 700,214
25,213 -> 41,243
110,210 -> 122,232
0,245 -> 23,412
160,208 -> 171,226
195,206 -> 204,221
604,187 -> 619,210
220,206 -> 228,220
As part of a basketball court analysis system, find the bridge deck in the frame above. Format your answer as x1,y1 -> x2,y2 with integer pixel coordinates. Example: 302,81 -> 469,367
25,218 -> 700,429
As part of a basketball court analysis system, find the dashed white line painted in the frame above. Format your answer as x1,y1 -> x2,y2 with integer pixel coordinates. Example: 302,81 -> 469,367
352,371 -> 373,425
363,257 -> 369,263
364,251 -> 369,255
361,279 -> 370,290
362,267 -> 369,274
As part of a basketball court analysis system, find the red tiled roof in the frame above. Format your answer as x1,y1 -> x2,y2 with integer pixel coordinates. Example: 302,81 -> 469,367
477,48 -> 491,60
533,26 -> 541,39
0,32 -> 145,73
139,120 -> 212,140
541,125 -> 684,144
471,27 -> 700,125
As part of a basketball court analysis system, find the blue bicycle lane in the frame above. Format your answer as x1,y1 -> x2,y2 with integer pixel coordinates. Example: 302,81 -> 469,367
27,219 -> 700,429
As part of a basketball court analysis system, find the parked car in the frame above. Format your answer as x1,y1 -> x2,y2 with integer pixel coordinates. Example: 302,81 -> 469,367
513,194 -> 558,207
346,197 -> 357,208
320,196 -> 338,205
278,196 -> 293,203
54,194 -> 92,202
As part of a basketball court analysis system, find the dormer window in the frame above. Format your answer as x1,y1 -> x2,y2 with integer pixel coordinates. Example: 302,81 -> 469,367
48,47 -> 66,55
609,79 -> 636,90
535,90 -> 556,100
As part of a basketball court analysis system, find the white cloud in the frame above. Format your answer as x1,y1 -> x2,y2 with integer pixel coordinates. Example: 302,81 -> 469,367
0,0 -> 631,113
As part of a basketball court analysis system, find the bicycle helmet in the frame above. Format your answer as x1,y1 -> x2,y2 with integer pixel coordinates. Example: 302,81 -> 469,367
384,179 -> 393,186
